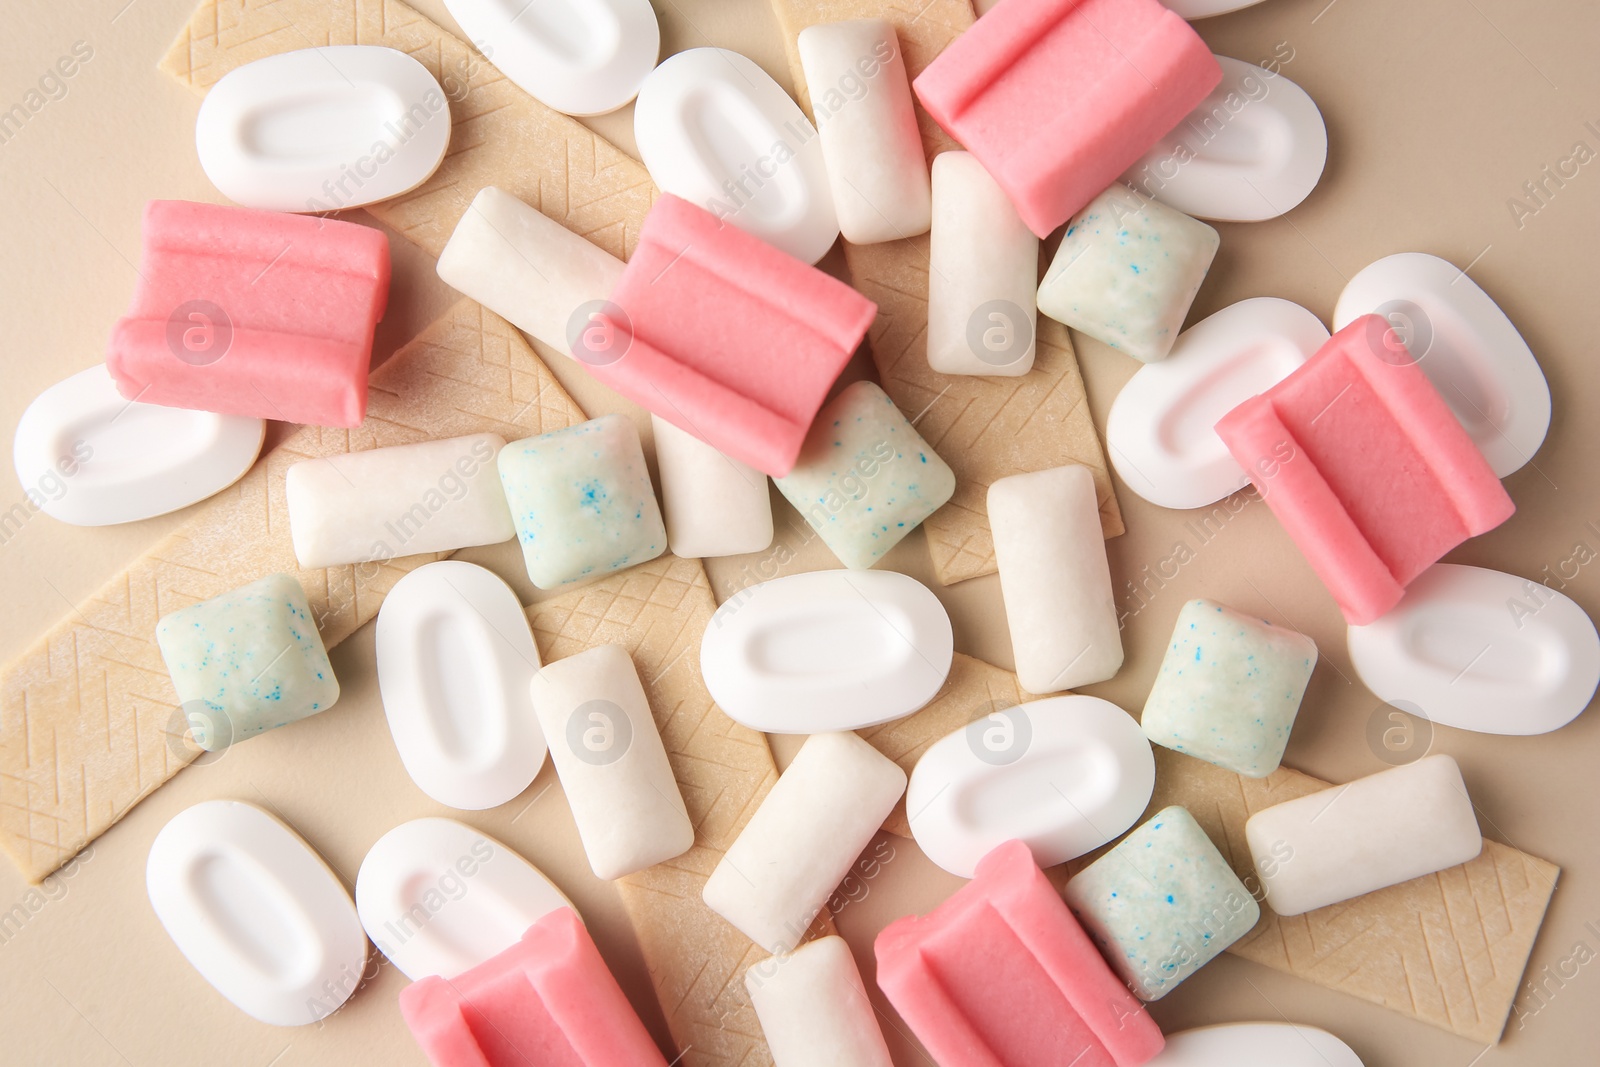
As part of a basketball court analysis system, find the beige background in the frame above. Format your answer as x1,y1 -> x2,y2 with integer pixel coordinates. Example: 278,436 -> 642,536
2,0 -> 1597,1063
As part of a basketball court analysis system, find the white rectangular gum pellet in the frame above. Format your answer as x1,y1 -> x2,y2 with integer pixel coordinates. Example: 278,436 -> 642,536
285,433 -> 514,569
703,732 -> 906,953
746,935 -> 894,1067
989,464 -> 1122,692
529,644 -> 694,880
437,186 -> 625,359
651,414 -> 774,559
927,151 -> 1039,376
798,19 -> 931,245
1245,754 -> 1482,917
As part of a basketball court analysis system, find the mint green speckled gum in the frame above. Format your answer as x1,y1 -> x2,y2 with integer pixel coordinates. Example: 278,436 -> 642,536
497,414 -> 666,589
1036,187 -> 1219,362
774,381 -> 955,569
155,572 -> 339,751
1064,805 -> 1259,1001
1140,598 -> 1318,777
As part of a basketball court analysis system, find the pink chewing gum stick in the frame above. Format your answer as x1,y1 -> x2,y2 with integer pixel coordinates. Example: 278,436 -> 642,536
398,908 -> 667,1067
107,200 -> 389,427
875,839 -> 1165,1067
1216,314 -> 1515,625
590,194 -> 875,477
912,0 -> 1220,238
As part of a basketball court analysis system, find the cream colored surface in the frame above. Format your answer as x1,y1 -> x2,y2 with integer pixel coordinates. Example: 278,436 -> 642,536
0,0 -> 1597,1065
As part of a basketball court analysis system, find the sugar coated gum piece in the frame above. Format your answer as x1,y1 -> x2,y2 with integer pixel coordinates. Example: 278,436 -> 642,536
704,732 -> 906,953
594,194 -> 875,477
496,414 -> 666,589
746,935 -> 894,1067
398,907 -> 667,1066
875,838 -> 1165,1067
1215,314 -> 1515,624
1037,186 -> 1220,363
928,151 -> 1039,376
989,464 -> 1122,691
913,0 -> 1221,237
155,572 -> 339,750
1245,754 -> 1483,917
651,413 -> 773,559
1140,599 -> 1317,778
774,380 -> 955,568
529,644 -> 694,880
1065,805 -> 1260,1000
107,200 -> 389,427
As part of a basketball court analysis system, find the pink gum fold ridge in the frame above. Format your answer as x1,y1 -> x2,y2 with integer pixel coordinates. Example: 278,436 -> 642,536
106,200 -> 389,427
398,908 -> 667,1067
1215,314 -> 1515,625
912,0 -> 1220,238
591,194 -> 875,477
875,839 -> 1165,1067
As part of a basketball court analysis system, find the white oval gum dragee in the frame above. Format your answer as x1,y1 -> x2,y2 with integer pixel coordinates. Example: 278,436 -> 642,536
907,695 -> 1156,878
355,818 -> 572,981
195,46 -> 450,212
797,19 -> 931,245
1334,251 -> 1551,476
13,363 -> 264,526
1349,563 -> 1600,736
442,0 -> 659,116
1106,297 -> 1328,509
529,644 -> 694,880
1124,55 -> 1326,222
989,464 -> 1121,692
701,569 -> 953,733
376,561 -> 546,810
635,47 -> 839,264
652,414 -> 773,559
146,800 -> 365,1026
928,151 -> 1039,376
1150,1023 -> 1363,1066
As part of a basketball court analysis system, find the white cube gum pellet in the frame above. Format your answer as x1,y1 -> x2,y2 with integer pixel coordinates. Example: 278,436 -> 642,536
703,732 -> 906,953
927,151 -> 1039,376
798,19 -> 931,245
988,464 -> 1122,692
529,644 -> 694,881
651,414 -> 774,559
1245,754 -> 1482,917
746,935 -> 894,1067
437,186 -> 625,360
285,433 -> 515,569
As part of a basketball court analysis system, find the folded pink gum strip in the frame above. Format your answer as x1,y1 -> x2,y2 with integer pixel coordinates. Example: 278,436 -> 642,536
875,839 -> 1164,1067
1216,314 -> 1514,624
107,200 -> 389,427
912,0 -> 1220,238
398,908 -> 667,1067
592,194 -> 876,476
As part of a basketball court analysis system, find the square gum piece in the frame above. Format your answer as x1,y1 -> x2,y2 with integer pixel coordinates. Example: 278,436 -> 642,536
1064,806 -> 1260,1001
1037,187 -> 1219,362
497,414 -> 666,589
1140,599 -> 1317,777
155,572 -> 339,750
774,381 -> 955,569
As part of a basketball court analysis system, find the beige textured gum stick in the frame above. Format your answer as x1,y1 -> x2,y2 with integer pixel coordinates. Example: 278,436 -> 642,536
530,556 -> 837,1067
768,0 -> 1124,584
0,300 -> 583,882
868,656 -> 1555,1041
